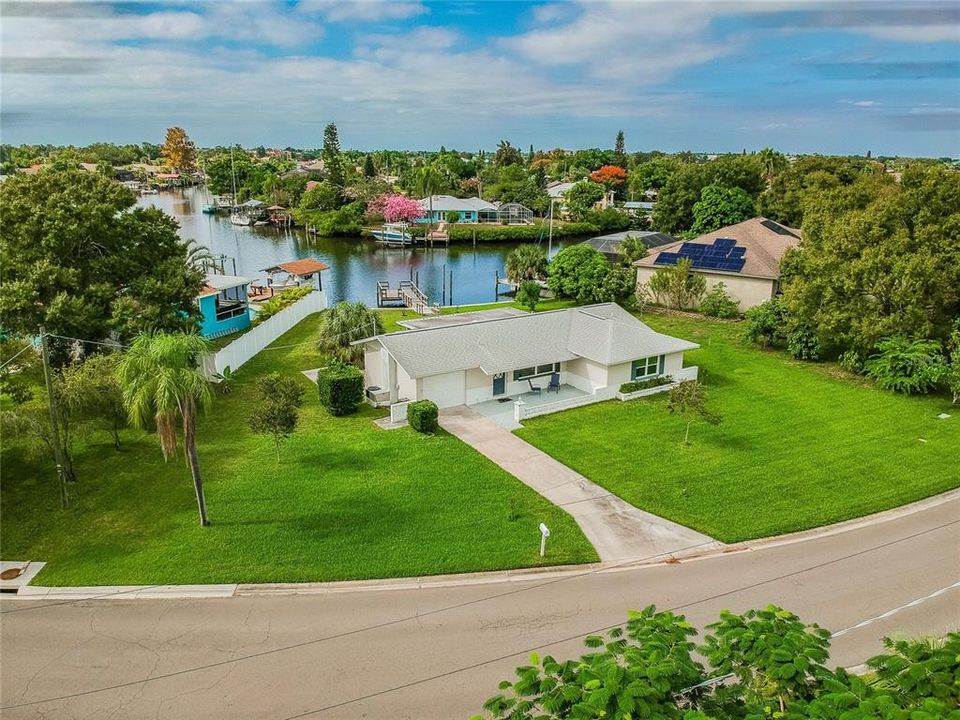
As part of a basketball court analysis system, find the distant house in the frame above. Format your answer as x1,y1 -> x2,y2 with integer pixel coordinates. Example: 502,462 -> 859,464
546,181 -> 576,199
582,230 -> 678,262
197,275 -> 253,338
623,200 -> 655,218
418,195 -> 497,223
417,195 -> 534,224
634,217 -> 802,310
354,303 -> 698,413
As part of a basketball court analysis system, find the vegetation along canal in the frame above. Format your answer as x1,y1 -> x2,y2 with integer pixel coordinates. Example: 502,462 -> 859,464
139,187 -> 578,307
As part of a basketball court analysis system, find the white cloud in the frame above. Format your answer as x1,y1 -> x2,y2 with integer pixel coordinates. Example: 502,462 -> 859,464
300,1 -> 428,23
505,1 -> 730,83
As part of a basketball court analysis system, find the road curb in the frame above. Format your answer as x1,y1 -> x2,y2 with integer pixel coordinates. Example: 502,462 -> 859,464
4,488 -> 958,602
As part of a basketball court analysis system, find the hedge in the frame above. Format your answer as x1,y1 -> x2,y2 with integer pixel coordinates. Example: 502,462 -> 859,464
407,399 -> 439,433
618,376 -> 673,394
317,363 -> 364,416
407,221 -> 598,243
254,285 -> 313,324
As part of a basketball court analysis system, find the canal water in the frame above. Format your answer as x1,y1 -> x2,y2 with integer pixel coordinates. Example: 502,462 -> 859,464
138,187 -> 577,307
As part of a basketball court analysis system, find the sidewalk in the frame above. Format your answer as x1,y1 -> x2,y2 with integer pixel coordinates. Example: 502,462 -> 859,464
439,405 -> 719,563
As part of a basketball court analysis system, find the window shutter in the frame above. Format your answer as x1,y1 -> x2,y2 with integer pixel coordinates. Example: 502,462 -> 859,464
658,355 -> 665,374
631,360 -> 640,379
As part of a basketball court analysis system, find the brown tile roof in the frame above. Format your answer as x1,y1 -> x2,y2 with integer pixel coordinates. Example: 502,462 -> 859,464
634,217 -> 801,280
264,258 -> 330,276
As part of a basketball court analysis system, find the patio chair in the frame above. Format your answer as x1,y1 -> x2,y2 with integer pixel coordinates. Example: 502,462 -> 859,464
527,379 -> 542,395
547,373 -> 561,393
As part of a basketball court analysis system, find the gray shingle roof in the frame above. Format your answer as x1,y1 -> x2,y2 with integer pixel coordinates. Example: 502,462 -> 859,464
418,195 -> 497,212
357,304 -> 698,378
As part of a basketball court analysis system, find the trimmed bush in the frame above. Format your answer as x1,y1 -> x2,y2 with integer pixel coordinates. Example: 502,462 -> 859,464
698,282 -> 740,319
407,399 -> 439,433
254,285 -> 313,324
619,376 -> 673,394
316,362 -> 364,416
445,210 -> 461,224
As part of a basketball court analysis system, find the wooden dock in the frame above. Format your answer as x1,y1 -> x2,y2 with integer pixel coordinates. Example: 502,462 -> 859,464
376,280 -> 439,315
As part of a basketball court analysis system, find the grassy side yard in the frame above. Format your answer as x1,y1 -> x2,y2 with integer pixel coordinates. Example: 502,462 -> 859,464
1,314 -> 596,586
516,314 -> 960,543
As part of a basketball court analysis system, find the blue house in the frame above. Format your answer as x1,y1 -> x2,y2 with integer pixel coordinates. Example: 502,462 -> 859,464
197,275 -> 253,338
417,195 -> 498,224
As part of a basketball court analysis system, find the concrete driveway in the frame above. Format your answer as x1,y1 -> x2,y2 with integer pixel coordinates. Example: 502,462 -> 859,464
439,405 -> 719,563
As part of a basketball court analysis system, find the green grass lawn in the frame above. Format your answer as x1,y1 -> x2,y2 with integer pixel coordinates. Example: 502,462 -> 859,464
515,313 -> 960,543
377,298 -> 579,333
1,313 -> 596,586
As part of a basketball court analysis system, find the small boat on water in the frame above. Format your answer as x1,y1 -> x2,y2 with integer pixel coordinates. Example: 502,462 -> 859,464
230,212 -> 254,226
370,222 -> 414,245
141,187 -> 159,195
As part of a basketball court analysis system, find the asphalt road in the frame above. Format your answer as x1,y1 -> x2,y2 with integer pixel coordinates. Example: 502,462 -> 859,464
2,496 -> 958,719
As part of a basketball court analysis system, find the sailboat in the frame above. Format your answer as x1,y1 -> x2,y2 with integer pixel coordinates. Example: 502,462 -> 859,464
228,147 -> 253,226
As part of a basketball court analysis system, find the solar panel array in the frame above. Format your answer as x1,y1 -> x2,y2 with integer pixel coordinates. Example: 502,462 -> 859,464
653,237 -> 747,272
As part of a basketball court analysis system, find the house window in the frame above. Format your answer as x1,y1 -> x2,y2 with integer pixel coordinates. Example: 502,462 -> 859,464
631,355 -> 662,380
513,363 -> 560,381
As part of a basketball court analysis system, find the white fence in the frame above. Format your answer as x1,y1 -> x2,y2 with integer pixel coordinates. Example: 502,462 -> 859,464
616,366 -> 699,401
201,291 -> 327,379
514,393 -> 601,422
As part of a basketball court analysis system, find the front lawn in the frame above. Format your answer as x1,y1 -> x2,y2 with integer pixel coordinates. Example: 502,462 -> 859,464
1,314 -> 596,586
515,314 -> 960,543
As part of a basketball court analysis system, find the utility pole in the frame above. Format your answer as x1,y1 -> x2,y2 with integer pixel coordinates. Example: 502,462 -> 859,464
39,327 -> 69,509
548,197 -> 556,259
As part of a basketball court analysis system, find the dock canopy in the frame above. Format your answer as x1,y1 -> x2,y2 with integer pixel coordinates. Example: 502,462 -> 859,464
262,259 -> 330,277
239,199 -> 267,209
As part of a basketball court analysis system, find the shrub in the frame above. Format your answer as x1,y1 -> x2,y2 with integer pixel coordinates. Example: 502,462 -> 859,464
699,282 -> 740,319
583,207 -> 631,232
515,281 -> 541,312
647,258 -> 705,310
445,210 -> 460,224
409,221 -> 598,243
407,399 -> 438,433
744,298 -> 786,348
838,350 -> 863,373
787,324 -> 821,361
254,285 -> 313,324
619,376 -> 673,393
316,362 -> 364,416
595,265 -> 635,304
864,337 -> 946,395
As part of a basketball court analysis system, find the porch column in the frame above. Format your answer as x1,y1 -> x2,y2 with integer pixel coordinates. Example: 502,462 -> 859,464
386,354 -> 398,403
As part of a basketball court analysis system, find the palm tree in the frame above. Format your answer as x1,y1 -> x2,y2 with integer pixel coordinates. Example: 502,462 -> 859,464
317,301 -> 385,364
505,244 -> 548,283
415,163 -> 445,232
118,332 -> 214,526
758,147 -> 787,184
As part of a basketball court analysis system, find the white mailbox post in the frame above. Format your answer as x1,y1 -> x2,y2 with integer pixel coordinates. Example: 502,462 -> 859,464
538,522 -> 551,557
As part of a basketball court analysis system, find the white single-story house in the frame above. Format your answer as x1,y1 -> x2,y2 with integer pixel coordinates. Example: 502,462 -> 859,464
354,304 -> 699,414
634,217 -> 802,310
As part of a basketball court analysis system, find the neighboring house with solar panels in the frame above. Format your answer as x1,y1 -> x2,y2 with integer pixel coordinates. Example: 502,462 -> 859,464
353,303 -> 698,413
633,217 -> 802,310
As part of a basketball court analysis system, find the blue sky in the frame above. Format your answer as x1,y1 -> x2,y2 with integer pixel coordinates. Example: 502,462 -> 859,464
2,0 -> 958,156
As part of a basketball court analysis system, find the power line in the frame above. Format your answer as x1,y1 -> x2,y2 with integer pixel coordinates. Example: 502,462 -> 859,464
3,519 -> 956,712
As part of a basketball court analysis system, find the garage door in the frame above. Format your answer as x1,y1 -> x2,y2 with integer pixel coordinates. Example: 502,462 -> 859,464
421,371 -> 466,409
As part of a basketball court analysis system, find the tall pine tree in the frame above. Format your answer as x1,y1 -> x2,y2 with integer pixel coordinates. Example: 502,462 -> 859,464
322,123 -> 345,201
614,130 -> 626,168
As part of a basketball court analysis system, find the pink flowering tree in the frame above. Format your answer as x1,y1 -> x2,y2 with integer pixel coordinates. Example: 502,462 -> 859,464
369,194 -> 425,223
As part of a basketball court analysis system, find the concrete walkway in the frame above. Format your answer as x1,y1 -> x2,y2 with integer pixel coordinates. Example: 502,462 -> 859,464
439,405 -> 719,563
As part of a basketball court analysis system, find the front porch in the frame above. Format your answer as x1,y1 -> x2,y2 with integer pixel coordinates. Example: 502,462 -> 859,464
470,384 -> 595,430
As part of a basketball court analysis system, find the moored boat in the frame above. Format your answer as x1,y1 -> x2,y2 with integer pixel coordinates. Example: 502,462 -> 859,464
370,222 -> 413,245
